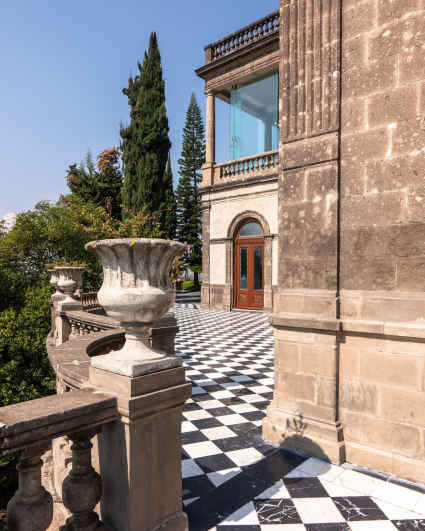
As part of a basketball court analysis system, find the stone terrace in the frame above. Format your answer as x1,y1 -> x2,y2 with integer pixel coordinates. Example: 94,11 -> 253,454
174,303 -> 425,530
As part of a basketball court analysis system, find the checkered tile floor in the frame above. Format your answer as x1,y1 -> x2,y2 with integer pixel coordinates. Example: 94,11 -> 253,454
174,304 -> 425,530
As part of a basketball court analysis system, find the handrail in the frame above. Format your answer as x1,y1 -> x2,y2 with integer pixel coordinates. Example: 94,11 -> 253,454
0,389 -> 118,530
205,10 -> 280,63
217,150 -> 279,179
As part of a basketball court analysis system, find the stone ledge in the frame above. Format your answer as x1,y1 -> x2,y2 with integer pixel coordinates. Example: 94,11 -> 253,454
270,311 -> 425,340
0,389 -> 117,455
270,312 -> 340,331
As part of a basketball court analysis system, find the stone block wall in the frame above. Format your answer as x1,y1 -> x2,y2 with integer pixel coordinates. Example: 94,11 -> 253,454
341,0 -> 425,298
338,0 -> 425,482
339,332 -> 425,483
265,0 -> 425,485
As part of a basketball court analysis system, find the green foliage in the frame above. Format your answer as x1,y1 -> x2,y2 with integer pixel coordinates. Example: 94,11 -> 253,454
66,148 -> 123,219
176,93 -> 205,288
0,196 -> 164,410
161,154 -> 177,239
120,32 -> 174,237
0,283 -> 55,407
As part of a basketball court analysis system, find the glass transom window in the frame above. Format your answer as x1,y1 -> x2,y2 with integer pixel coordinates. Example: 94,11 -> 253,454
230,73 -> 278,160
238,221 -> 264,237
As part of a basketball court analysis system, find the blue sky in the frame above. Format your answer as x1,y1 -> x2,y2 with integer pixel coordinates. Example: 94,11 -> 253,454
0,0 -> 278,217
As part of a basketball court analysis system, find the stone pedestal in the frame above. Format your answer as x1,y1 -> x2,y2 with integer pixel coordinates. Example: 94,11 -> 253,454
89,363 -> 191,531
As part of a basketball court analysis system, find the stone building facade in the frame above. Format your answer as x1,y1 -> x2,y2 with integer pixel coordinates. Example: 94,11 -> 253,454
197,1 -> 425,484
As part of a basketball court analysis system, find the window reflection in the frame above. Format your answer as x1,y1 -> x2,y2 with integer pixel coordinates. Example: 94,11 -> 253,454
254,247 -> 263,290
239,221 -> 263,237
230,73 -> 279,160
240,248 -> 248,289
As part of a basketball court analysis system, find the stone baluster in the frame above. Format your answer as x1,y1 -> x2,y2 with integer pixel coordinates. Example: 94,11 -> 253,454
7,444 -> 53,531
61,428 -> 103,531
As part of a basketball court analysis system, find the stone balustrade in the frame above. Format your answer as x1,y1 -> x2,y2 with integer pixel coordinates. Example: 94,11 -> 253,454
0,244 -> 191,530
0,389 -> 118,530
80,291 -> 102,312
215,150 -> 279,182
205,10 -> 280,63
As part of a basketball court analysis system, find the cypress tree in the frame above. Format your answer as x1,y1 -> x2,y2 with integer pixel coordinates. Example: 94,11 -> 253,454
120,32 -> 172,225
176,93 -> 205,289
160,153 -> 177,239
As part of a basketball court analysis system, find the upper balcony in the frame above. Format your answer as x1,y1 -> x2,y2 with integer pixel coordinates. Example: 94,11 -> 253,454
196,10 -> 281,191
196,10 -> 280,79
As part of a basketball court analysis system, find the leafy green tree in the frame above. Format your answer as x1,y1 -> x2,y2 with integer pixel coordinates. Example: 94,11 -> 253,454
66,147 -> 123,219
176,93 -> 205,288
0,284 -> 54,407
120,32 -> 172,229
0,197 -> 164,411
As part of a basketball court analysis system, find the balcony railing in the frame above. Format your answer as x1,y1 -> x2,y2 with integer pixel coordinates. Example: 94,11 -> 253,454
215,150 -> 279,182
205,10 -> 280,63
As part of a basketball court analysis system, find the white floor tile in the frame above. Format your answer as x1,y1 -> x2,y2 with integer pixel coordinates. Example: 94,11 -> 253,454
293,497 -> 345,524
372,497 -> 424,520
248,385 -> 273,394
349,522 -> 397,530
205,372 -> 226,379
230,375 -> 253,382
287,457 -> 344,482
227,448 -> 264,467
332,468 -> 383,497
207,467 -> 241,487
198,399 -> 225,410
191,386 -> 207,395
210,390 -> 235,399
182,459 -> 204,479
183,496 -> 199,506
181,421 -> 197,433
373,480 -> 422,511
321,477 -> 362,497
183,441 -> 222,459
219,502 -> 260,526
183,410 -> 212,421
202,426 -> 236,441
255,479 -> 291,499
414,493 -> 425,516
240,394 -> 265,403
216,414 -> 247,426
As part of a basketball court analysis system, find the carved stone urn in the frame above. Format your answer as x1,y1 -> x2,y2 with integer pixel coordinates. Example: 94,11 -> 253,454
55,266 -> 85,304
47,268 -> 63,300
85,238 -> 185,377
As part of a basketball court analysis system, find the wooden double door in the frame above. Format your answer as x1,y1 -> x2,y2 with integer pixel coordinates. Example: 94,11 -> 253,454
234,236 -> 264,310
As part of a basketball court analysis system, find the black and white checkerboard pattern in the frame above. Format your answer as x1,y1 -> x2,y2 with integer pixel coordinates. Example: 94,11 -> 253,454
174,304 -> 425,530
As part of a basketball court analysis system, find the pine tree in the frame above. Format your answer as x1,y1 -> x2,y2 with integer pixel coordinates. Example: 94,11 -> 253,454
66,148 -> 123,219
160,153 -> 177,239
176,93 -> 205,289
120,32 -> 172,227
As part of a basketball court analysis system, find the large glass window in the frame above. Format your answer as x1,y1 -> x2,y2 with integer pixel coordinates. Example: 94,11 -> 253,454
229,73 -> 278,160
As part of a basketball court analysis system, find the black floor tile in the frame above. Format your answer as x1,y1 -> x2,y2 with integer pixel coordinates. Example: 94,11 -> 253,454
333,496 -> 388,521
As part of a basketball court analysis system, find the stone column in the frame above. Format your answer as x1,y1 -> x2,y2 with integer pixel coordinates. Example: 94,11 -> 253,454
202,90 -> 215,187
200,203 -> 211,309
263,0 -> 345,464
223,238 -> 233,311
263,235 -> 273,313
89,363 -> 191,531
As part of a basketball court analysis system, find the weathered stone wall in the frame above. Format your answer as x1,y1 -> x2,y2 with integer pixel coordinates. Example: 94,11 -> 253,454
339,0 -> 425,482
265,0 -> 425,484
341,0 -> 425,297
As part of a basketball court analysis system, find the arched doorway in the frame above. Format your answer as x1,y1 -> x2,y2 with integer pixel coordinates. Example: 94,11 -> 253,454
234,220 -> 264,310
